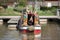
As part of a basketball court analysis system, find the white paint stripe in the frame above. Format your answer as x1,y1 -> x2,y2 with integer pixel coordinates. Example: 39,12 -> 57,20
34,27 -> 41,30
20,27 -> 41,30
20,27 -> 28,29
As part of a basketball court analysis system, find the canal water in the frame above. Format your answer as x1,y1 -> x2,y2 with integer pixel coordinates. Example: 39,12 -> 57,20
0,21 -> 60,40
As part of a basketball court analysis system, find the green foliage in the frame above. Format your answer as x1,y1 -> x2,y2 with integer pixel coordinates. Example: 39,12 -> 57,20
0,6 -> 58,16
40,6 -> 57,11
0,2 -> 3,6
38,10 -> 56,16
18,0 -> 27,7
19,2 -> 25,7
14,6 -> 24,11
38,6 -> 57,16
0,8 -> 20,16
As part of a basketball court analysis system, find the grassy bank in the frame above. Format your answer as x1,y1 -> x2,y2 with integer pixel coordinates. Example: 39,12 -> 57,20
0,7 -> 21,16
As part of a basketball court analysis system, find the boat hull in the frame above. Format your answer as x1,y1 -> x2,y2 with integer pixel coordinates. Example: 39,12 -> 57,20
19,27 -> 41,35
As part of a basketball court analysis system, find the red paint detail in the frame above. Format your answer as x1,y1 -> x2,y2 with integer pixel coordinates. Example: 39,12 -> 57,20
22,30 -> 27,34
34,30 -> 41,35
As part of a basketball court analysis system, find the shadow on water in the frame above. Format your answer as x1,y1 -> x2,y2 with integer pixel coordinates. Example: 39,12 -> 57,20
3,19 -> 10,27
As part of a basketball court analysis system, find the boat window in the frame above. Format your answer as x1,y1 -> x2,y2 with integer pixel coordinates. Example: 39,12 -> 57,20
27,14 -> 34,25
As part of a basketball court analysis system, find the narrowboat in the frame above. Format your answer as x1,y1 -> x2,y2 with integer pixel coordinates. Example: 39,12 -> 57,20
16,11 -> 41,35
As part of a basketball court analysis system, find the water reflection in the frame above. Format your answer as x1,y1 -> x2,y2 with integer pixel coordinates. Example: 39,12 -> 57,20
0,21 -> 60,40
41,21 -> 60,40
0,24 -> 41,40
21,33 -> 41,40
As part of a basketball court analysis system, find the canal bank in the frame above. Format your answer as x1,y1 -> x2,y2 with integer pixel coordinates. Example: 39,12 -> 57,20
0,16 -> 58,25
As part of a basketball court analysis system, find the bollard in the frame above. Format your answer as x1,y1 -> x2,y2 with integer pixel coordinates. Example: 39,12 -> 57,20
0,20 -> 3,25
8,25 -> 17,30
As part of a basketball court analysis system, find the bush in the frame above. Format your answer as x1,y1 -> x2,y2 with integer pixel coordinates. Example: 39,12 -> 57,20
14,6 -> 24,11
40,6 -> 57,10
19,2 -> 26,7
38,10 -> 56,16
38,6 -> 57,16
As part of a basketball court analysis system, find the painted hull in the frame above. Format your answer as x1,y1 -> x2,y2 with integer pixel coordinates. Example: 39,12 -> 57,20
19,26 -> 41,35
